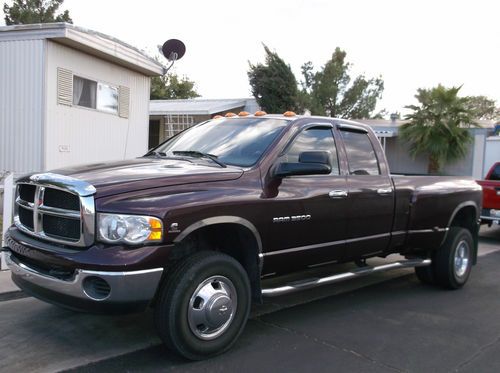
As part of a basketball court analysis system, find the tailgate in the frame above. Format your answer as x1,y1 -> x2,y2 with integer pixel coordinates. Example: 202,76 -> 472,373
477,180 -> 500,209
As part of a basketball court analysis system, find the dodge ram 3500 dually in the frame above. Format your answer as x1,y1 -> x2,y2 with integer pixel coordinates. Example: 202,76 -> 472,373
3,113 -> 482,360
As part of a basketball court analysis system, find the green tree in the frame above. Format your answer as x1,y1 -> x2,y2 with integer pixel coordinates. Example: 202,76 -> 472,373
302,48 -> 384,118
400,85 -> 478,174
248,45 -> 299,113
150,73 -> 200,100
464,95 -> 499,120
3,0 -> 72,25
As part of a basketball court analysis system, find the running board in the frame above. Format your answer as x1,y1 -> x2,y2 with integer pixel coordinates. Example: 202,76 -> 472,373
261,258 -> 431,297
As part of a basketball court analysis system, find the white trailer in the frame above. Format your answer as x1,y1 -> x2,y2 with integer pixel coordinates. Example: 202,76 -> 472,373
0,23 -> 164,177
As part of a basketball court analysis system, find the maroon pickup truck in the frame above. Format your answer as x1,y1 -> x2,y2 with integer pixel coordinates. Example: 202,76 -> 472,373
3,114 -> 482,360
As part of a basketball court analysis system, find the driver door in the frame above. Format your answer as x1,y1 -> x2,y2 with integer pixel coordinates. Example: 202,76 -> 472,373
262,125 -> 348,274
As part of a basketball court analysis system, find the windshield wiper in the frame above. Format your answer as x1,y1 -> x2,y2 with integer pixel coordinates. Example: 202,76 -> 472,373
172,150 -> 227,168
143,151 -> 196,163
144,150 -> 167,157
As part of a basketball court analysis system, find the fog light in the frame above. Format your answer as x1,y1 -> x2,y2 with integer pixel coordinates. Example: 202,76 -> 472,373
83,276 -> 111,300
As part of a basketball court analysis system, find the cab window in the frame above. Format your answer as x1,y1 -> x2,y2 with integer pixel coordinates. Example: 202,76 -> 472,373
490,164 -> 500,181
281,127 -> 340,175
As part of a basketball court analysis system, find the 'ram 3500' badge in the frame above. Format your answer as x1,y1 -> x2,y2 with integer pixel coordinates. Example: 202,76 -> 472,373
273,215 -> 311,223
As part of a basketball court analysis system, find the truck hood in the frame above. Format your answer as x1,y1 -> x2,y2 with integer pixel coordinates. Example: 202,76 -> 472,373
49,158 -> 244,198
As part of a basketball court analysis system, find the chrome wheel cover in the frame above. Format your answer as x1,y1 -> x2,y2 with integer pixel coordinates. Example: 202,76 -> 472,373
454,240 -> 470,278
187,276 -> 237,340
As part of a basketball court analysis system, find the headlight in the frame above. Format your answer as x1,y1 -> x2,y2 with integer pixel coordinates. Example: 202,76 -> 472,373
97,213 -> 163,245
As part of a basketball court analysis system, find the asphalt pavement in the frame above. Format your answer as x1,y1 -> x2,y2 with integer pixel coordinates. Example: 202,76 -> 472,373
0,226 -> 499,373
69,237 -> 500,373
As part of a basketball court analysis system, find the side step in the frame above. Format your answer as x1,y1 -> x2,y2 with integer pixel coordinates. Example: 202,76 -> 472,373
261,258 -> 431,297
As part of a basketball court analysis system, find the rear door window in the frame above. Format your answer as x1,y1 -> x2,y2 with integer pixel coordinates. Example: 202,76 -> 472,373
340,130 -> 380,175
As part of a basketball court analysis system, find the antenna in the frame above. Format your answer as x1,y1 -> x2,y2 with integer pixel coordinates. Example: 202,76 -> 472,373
161,39 -> 186,74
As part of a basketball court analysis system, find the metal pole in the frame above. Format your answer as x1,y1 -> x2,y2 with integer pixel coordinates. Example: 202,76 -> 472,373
1,172 -> 14,270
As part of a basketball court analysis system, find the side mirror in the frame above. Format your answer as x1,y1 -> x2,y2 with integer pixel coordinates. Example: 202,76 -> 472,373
274,151 -> 331,178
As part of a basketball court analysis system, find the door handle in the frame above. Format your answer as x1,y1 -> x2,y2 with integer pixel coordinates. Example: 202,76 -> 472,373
329,190 -> 348,199
377,188 -> 393,195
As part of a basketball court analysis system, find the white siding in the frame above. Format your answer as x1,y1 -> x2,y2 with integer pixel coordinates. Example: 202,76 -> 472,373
45,41 -> 150,170
0,39 -> 44,175
471,134 -> 486,179
484,137 -> 500,177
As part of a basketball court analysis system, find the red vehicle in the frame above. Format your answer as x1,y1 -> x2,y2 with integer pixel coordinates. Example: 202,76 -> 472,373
478,162 -> 500,226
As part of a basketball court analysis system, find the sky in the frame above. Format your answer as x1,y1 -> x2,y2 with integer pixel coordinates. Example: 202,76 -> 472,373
4,0 -> 500,116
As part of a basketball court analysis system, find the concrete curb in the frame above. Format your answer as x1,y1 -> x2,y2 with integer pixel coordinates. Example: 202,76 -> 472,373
0,270 -> 22,298
0,290 -> 27,302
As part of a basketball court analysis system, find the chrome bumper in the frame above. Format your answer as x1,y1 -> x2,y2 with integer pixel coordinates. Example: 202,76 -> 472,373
481,215 -> 500,225
5,251 -> 163,303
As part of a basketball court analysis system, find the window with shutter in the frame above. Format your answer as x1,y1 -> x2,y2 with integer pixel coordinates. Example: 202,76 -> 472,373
57,68 -> 73,106
58,69 -> 127,118
119,86 -> 130,118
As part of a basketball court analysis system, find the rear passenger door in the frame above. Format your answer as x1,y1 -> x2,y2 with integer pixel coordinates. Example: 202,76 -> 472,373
338,125 -> 394,260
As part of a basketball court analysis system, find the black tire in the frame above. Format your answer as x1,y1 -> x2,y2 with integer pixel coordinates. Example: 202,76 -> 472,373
154,251 -> 251,360
415,265 -> 436,285
433,227 -> 473,289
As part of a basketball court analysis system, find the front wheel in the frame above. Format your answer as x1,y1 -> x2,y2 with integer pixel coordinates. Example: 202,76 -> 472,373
154,251 -> 251,360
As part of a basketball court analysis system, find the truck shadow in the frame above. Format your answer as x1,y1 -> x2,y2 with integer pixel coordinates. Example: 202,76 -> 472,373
479,224 -> 500,242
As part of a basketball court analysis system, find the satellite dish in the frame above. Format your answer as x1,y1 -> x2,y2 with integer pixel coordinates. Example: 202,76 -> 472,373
161,39 -> 186,62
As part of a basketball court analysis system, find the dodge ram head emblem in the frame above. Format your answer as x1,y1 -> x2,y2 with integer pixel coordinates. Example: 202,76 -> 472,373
218,304 -> 229,315
168,223 -> 180,233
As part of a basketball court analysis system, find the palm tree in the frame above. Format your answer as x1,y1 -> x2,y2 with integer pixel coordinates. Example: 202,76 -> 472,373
400,85 -> 477,174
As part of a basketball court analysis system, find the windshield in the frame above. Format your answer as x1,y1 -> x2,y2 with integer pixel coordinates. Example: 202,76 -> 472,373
149,118 -> 289,167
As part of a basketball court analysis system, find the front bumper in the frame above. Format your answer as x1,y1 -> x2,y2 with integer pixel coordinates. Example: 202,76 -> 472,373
3,226 -> 169,313
481,216 -> 500,225
6,251 -> 163,313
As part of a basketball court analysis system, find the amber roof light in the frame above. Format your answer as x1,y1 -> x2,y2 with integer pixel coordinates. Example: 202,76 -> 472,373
238,111 -> 250,117
213,115 -> 223,119
283,111 -> 296,117
254,111 -> 267,116
225,112 -> 237,117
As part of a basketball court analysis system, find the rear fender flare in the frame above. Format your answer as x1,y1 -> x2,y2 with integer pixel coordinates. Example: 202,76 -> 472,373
442,201 -> 480,262
446,201 -> 480,229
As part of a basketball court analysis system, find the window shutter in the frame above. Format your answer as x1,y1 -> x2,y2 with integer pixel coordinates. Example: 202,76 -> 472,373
57,68 -> 73,106
118,86 -> 130,118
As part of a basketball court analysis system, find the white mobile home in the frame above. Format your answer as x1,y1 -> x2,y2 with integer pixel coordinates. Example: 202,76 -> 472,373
0,23 -> 164,176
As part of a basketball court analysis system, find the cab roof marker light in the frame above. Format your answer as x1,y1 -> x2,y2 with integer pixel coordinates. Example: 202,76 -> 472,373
225,112 -> 237,117
254,111 -> 267,116
283,111 -> 297,117
213,115 -> 223,119
238,111 -> 250,117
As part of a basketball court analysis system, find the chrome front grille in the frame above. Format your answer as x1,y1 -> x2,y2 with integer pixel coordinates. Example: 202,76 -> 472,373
14,173 -> 96,247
